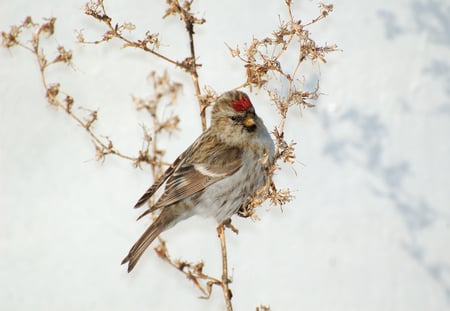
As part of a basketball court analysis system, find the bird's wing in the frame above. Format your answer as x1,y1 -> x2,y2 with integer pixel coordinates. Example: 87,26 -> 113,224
133,130 -> 243,210
133,133 -> 210,208
150,145 -> 242,210
133,152 -> 185,208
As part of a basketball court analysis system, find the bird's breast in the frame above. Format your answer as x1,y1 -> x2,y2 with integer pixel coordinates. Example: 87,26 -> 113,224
194,151 -> 268,222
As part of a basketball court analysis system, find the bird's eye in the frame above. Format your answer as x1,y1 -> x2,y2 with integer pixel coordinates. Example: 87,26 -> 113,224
230,116 -> 241,122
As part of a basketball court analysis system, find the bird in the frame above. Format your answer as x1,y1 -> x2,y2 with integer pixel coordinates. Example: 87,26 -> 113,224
121,90 -> 275,272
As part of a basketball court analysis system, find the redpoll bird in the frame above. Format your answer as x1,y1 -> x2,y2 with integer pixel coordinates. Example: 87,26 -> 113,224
122,90 -> 275,272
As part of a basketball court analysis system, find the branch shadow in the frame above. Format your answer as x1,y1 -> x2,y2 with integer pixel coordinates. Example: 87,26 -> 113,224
377,0 -> 450,114
318,105 -> 450,302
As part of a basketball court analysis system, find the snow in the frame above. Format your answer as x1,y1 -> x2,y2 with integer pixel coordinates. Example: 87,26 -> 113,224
1,0 -> 449,310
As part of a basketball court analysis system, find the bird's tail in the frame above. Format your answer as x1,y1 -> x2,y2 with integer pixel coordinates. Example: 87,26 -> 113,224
121,220 -> 165,272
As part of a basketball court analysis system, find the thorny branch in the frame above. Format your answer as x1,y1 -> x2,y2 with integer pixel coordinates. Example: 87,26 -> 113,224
0,16 -> 180,168
154,238 -> 222,298
1,1 -> 337,310
80,3 -> 234,306
229,1 -> 338,219
217,223 -> 233,311
132,70 -> 182,177
163,0 -> 208,130
82,0 -> 208,130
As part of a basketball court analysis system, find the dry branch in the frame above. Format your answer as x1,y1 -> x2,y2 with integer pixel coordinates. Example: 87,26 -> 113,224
1,1 -> 337,310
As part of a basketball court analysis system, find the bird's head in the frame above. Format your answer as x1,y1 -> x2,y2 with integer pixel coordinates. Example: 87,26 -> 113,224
211,90 -> 260,136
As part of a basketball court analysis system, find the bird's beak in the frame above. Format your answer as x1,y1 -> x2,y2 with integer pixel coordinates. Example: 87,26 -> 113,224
243,116 -> 255,128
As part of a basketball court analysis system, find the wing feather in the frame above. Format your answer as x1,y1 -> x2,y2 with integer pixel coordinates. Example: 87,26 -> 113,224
151,147 -> 242,210
133,136 -> 202,208
133,131 -> 242,215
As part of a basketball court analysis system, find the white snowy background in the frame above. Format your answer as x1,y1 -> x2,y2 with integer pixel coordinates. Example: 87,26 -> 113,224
1,0 -> 449,310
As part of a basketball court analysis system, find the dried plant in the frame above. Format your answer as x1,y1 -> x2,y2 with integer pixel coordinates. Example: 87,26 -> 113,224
1,1 -> 336,310
256,305 -> 272,311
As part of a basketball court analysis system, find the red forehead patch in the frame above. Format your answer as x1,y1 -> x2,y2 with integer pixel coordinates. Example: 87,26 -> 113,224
231,97 -> 252,112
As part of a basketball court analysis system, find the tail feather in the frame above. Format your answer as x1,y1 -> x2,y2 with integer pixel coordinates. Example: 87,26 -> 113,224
136,208 -> 152,221
123,202 -> 191,272
121,222 -> 164,272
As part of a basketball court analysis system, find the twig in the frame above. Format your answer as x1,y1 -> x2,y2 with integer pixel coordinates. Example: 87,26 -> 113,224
154,238 -> 222,298
0,17 -> 180,167
217,223 -> 233,311
83,1 -> 233,307
1,1 -> 337,310
83,0 -> 208,130
84,0 -> 182,68
164,0 -> 207,129
226,1 -> 337,219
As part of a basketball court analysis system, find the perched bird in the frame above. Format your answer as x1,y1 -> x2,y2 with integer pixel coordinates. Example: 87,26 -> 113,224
122,90 -> 275,272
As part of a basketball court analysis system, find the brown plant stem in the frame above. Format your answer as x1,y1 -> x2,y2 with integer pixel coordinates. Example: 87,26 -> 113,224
217,223 -> 233,311
173,0 -> 206,130
29,20 -> 138,163
154,238 -> 222,298
186,26 -> 206,131
85,0 -> 207,130
89,0 -> 182,68
1,1 -> 337,309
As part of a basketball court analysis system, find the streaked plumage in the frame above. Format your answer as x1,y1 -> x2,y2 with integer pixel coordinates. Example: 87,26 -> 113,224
122,90 -> 274,272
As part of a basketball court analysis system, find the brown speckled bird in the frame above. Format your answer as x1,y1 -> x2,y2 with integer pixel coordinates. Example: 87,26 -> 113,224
122,90 -> 275,272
